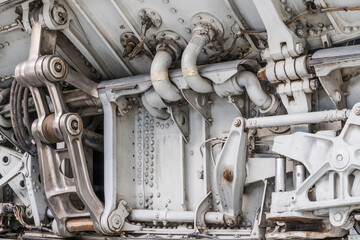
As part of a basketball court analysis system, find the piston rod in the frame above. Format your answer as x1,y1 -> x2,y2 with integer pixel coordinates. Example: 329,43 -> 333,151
245,109 -> 350,129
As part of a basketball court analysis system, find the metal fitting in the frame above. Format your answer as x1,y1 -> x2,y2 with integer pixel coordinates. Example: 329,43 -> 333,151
66,115 -> 82,136
49,57 -> 67,79
234,119 -> 241,127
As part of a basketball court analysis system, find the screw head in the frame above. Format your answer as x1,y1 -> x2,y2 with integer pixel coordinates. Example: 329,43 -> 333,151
295,43 -> 305,54
334,212 -> 342,221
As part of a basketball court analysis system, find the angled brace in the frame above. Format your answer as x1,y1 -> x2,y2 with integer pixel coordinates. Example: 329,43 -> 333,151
214,117 -> 247,226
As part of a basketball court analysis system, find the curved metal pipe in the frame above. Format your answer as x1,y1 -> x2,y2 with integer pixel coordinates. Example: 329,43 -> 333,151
214,70 -> 279,114
151,50 -> 182,102
181,32 -> 214,93
141,89 -> 170,120
236,71 -> 272,109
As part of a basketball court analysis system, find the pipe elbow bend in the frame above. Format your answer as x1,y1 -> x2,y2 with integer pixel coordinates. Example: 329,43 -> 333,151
181,34 -> 213,93
237,71 -> 280,115
151,50 -> 182,102
141,89 -> 170,120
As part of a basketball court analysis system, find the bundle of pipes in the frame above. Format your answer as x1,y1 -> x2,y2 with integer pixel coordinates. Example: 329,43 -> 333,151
143,21 -> 280,118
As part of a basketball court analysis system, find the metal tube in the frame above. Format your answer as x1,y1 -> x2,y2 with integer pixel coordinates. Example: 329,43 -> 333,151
275,157 -> 286,192
181,32 -> 214,93
214,70 -> 274,110
143,88 -> 167,109
128,210 -> 224,225
151,50 -> 182,102
141,89 -> 170,120
66,218 -> 95,232
294,162 -> 306,189
245,109 -> 350,129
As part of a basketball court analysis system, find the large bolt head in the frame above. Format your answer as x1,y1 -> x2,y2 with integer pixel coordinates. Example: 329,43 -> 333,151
295,42 -> 305,54
49,57 -> 66,79
111,214 -> 122,229
334,212 -> 342,221
66,115 -> 82,136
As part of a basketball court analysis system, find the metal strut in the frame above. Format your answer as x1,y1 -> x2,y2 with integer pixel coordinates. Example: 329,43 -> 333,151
14,12 -> 104,236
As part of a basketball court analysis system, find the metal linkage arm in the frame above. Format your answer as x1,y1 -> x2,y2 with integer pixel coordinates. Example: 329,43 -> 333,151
14,12 -> 104,236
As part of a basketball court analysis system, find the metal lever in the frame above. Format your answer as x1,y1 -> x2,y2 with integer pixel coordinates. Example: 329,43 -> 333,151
14,13 -> 104,236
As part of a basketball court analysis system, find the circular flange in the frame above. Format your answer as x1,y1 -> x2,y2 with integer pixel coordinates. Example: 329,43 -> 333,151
51,4 -> 68,25
190,12 -> 224,40
138,8 -> 162,29
120,32 -> 139,48
156,30 -> 187,50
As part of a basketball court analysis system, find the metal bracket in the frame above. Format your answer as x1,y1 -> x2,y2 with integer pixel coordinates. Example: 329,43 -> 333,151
317,69 -> 346,109
228,95 -> 245,116
214,117 -> 247,227
170,102 -> 189,142
181,89 -> 212,124
194,191 -> 212,232
277,79 -> 313,114
108,200 -> 142,232
253,0 -> 306,60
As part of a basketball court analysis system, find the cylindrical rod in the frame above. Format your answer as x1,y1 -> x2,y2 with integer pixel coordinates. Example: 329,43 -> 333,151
66,218 -> 94,232
294,162 -> 306,189
275,157 -> 286,192
245,109 -> 350,129
128,210 -> 224,225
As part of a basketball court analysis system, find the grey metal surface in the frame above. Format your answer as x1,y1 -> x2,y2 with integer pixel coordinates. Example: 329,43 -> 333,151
1,0 -> 360,239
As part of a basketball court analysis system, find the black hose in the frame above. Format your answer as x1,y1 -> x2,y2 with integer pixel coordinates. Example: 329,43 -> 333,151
10,81 -> 27,152
22,88 -> 31,133
9,79 -> 37,155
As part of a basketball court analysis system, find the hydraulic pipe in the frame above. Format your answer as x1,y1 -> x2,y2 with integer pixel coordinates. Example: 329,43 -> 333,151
245,109 -> 350,129
141,89 -> 170,120
214,70 -> 277,113
181,25 -> 215,93
151,49 -> 182,102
